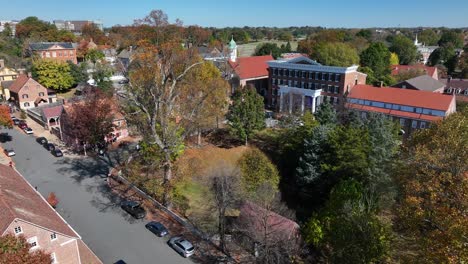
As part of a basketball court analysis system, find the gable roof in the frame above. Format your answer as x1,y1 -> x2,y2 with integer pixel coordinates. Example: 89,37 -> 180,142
0,164 -> 79,238
400,75 -> 445,92
42,104 -> 64,119
228,55 -> 274,80
391,64 -> 437,78
29,42 -> 75,50
7,74 -> 30,93
441,78 -> 468,90
349,84 -> 455,111
238,201 -> 299,241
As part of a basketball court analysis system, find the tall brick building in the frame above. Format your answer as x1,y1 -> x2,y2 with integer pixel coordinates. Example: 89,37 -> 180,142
267,55 -> 366,113
28,42 -> 78,64
0,164 -> 102,264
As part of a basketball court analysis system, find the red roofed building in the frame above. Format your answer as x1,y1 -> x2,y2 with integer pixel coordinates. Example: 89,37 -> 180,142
391,64 -> 438,80
347,84 -> 456,133
0,164 -> 102,263
228,55 -> 273,99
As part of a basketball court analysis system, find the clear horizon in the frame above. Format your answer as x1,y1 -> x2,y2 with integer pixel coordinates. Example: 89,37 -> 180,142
1,0 -> 467,29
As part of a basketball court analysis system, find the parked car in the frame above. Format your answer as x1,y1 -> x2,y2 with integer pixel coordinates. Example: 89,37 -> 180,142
23,127 -> 33,134
18,122 -> 27,129
11,117 -> 20,125
0,133 -> 12,142
168,236 -> 195,258
52,149 -> 63,157
145,221 -> 169,237
36,137 -> 48,145
120,200 -> 146,219
4,149 -> 15,157
44,143 -> 55,151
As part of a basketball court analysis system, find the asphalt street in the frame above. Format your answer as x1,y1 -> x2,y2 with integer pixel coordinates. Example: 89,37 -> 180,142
1,127 -> 192,264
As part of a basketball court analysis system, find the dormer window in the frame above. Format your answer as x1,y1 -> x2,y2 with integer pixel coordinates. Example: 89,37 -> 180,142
39,92 -> 45,97
22,94 -> 29,99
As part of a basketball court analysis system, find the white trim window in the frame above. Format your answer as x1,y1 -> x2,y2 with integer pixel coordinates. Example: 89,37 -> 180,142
50,233 -> 57,241
28,236 -> 39,250
14,226 -> 22,234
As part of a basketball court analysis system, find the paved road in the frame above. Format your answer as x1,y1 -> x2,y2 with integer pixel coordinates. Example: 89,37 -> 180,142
1,128 -> 191,264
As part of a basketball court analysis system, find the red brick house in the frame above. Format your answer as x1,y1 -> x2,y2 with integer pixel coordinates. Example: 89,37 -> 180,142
0,164 -> 102,264
28,42 -> 78,64
8,74 -> 57,110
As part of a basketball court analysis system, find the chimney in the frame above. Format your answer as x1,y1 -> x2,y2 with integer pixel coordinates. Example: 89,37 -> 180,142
380,81 -> 384,87
27,72 -> 32,78
448,76 -> 452,83
0,59 -> 4,69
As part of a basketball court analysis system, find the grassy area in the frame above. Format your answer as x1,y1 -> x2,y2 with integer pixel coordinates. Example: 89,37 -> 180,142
56,88 -> 77,100
237,40 -> 299,57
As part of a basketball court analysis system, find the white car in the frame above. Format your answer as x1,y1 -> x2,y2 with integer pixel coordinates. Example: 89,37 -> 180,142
168,236 -> 195,258
4,149 -> 15,157
23,127 -> 33,134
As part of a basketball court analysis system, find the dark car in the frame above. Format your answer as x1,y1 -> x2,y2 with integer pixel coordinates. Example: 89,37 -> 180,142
0,133 -> 12,142
18,122 -> 28,129
120,200 -> 146,219
36,137 -> 48,145
44,143 -> 55,151
11,117 -> 20,125
145,221 -> 169,237
52,149 -> 63,157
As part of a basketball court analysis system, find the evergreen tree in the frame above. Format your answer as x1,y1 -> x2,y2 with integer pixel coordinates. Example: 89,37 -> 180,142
227,85 -> 265,145
314,100 -> 337,126
360,42 -> 391,81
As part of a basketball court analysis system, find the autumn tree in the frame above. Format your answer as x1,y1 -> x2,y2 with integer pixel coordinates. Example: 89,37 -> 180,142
0,234 -> 51,264
179,61 -> 229,145
62,88 -> 115,153
124,43 -> 207,206
237,148 -> 280,195
227,86 -> 265,145
312,42 -> 359,67
32,59 -> 74,91
81,23 -> 107,44
395,109 -> 467,263
389,52 -> 399,65
0,105 -> 13,128
15,16 -> 57,41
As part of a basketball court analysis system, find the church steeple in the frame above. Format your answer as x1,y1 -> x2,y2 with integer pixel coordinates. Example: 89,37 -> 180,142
414,34 -> 420,46
228,35 -> 237,62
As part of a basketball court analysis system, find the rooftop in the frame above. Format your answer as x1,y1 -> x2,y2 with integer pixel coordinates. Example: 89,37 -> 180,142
391,64 -> 437,78
29,42 -> 75,50
228,55 -> 273,80
398,75 -> 445,92
348,84 -> 455,111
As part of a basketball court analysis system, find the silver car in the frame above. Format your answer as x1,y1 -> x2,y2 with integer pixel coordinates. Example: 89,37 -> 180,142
168,236 -> 195,258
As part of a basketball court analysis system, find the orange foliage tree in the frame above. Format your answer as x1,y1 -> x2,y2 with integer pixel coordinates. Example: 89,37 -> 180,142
396,109 -> 468,263
0,234 -> 51,263
0,105 -> 13,128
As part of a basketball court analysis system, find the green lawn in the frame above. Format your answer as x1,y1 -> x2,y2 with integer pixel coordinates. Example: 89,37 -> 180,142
237,40 -> 299,57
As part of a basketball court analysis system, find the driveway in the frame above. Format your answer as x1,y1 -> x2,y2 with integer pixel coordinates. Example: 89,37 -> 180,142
0,127 -> 192,264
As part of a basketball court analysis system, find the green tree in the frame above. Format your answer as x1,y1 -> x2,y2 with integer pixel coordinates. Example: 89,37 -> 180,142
356,29 -> 372,41
312,42 -> 359,67
438,30 -> 464,48
92,63 -> 113,95
254,43 -> 281,59
238,148 -> 280,194
360,42 -> 391,81
85,48 -> 105,64
428,44 -> 458,73
396,109 -> 468,263
227,86 -> 265,145
314,100 -> 337,126
389,35 -> 418,65
68,61 -> 87,85
418,29 -> 440,46
32,59 -> 74,91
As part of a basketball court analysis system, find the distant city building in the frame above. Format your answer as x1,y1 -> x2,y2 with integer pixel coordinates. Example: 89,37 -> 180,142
28,42 -> 78,64
53,20 -> 103,33
53,20 -> 75,31
0,20 -> 19,36
414,34 -> 438,65
267,55 -> 367,113
346,84 -> 456,133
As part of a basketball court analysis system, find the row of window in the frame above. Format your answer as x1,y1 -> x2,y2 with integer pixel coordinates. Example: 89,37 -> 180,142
0,75 -> 17,81
360,112 -> 428,129
348,98 -> 446,117
22,92 -> 45,99
271,68 -> 341,82
41,50 -> 74,58
272,79 -> 341,94
14,226 -> 58,262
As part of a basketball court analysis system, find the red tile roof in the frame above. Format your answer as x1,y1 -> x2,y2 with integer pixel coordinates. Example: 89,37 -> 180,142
228,55 -> 273,80
42,105 -> 64,119
8,74 -> 30,93
391,64 -> 437,78
238,201 -> 299,241
0,164 -> 79,238
348,84 -> 455,111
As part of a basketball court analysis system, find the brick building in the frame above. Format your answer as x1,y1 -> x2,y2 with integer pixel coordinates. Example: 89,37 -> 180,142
8,74 -> 57,110
0,164 -> 102,264
267,55 -> 366,113
28,42 -> 78,64
391,64 -> 439,80
346,84 -> 456,134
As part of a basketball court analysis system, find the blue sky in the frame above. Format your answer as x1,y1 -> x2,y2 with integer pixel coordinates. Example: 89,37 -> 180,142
1,0 -> 467,28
